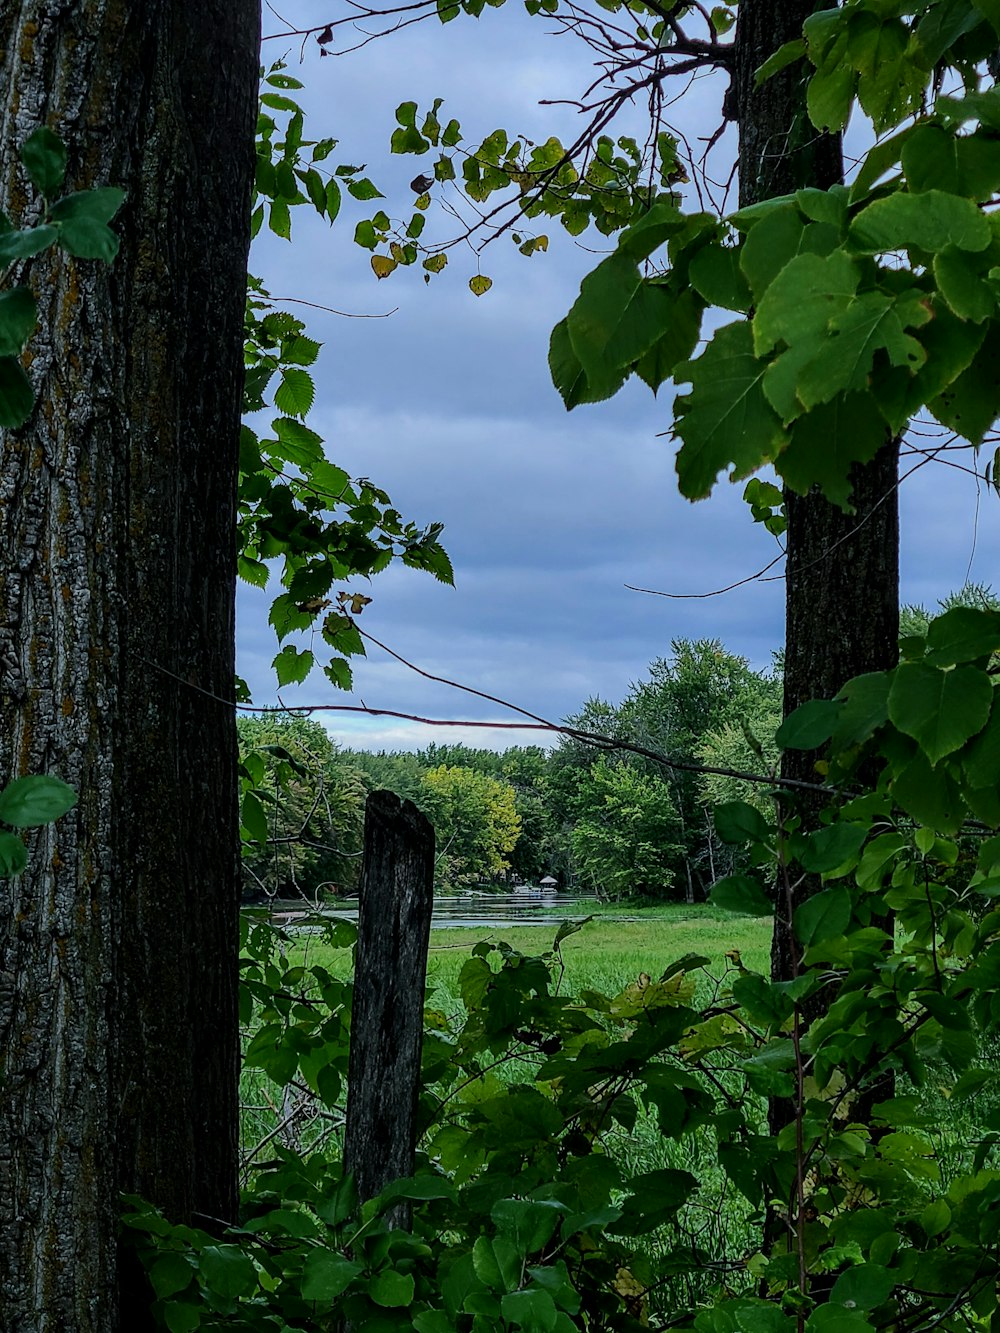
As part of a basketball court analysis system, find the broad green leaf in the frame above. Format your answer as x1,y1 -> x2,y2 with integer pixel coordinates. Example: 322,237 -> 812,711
688,242 -> 751,312
674,321 -> 786,499
888,661 -> 992,764
552,915 -> 593,948
0,831 -> 28,876
240,790 -> 269,845
934,248 -> 994,322
796,185 -> 849,229
20,126 -> 67,196
273,643 -> 315,687
0,775 -> 77,828
740,206 -> 836,301
796,291 -> 928,409
0,357 -> 34,427
0,224 -> 58,264
851,14 -> 926,130
929,323 -> 1000,441
301,1249 -> 362,1300
754,38 -> 806,85
633,287 -> 703,393
549,318 -> 621,407
198,1244 -> 257,1299
849,126 -> 914,204
779,394 -> 889,510
274,367 -> 315,418
0,287 -> 37,357
714,800 -> 772,844
49,187 -> 125,260
776,699 -> 839,750
615,199 -> 685,261
925,607 -> 1000,665
964,691 -> 1000,788
473,1235 -> 521,1293
754,250 -> 859,358
799,822 -> 868,874
149,1251 -> 195,1299
492,1198 -> 561,1255
709,874 -> 773,916
829,1264 -> 894,1311
903,123 -> 1000,201
850,189 -> 991,255
567,254 -> 673,379
163,1304 -> 200,1333
794,886 -> 852,946
833,671 -> 890,747
877,299 -> 986,432
501,1288 -> 558,1333
807,47 -> 855,132
370,1269 -> 416,1308
610,1167 -> 697,1235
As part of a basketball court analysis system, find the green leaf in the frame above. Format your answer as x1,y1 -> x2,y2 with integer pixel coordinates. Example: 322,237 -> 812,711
0,775 -> 77,828
674,321 -> 786,499
709,874 -> 773,916
934,247 -> 993,322
850,189 -> 991,255
799,822 -> 868,874
929,323 -> 1000,442
829,1264 -> 894,1312
903,123 -> 1000,201
926,607 -> 1000,665
776,699 -> 839,750
272,644 -> 315,686
240,790 -> 269,845
779,394 -> 889,510
963,692 -> 1000,788
832,671 -> 890,747
754,248 -> 859,367
370,1269 -> 416,1308
888,661 -> 992,764
149,1251 -> 196,1299
552,915 -> 593,948
0,224 -> 58,264
714,801 -> 773,844
274,367 -> 315,418
301,1249 -> 362,1301
49,187 -> 125,261
198,1244 -> 257,1299
891,749 -> 964,834
0,357 -> 34,427
633,288 -> 703,393
492,1198 -> 562,1256
500,1288 -> 558,1333
0,287 -> 37,359
20,126 -> 67,196
688,242 -> 751,312
473,1235 -> 521,1293
754,38 -> 805,85
163,1304 -> 201,1333
794,886 -> 852,947
566,254 -> 673,380
0,831 -> 28,876
549,318 -> 621,408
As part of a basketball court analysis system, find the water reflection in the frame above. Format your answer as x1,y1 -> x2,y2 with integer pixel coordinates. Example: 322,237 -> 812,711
267,889 -> 641,930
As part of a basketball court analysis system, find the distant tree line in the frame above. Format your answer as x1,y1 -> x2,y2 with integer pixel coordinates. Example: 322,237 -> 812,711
239,636 -> 783,902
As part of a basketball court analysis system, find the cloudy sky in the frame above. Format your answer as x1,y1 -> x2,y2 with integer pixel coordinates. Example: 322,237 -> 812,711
239,0 -> 1000,750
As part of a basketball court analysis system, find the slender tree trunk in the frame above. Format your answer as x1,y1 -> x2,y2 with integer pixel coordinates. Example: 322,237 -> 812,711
732,0 -> 900,985
0,5 -> 259,1329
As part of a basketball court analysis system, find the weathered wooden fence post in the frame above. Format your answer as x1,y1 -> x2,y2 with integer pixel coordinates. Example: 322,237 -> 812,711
344,789 -> 435,1224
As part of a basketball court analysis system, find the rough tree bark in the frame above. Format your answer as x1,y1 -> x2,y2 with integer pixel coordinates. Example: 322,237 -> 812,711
733,0 -> 901,987
0,5 -> 259,1329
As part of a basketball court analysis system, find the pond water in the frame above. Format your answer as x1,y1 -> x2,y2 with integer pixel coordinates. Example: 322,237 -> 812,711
267,890 -> 640,930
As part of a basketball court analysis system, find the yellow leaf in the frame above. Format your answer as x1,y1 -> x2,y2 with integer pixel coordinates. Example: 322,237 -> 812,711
422,253 -> 448,274
469,274 -> 493,297
371,255 -> 397,280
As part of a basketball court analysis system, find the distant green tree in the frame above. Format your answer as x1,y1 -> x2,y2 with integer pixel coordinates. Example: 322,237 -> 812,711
570,759 -> 684,900
238,716 -> 366,900
420,764 -> 521,889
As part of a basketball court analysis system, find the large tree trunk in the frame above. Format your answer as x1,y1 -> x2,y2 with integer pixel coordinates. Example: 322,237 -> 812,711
0,5 -> 259,1328
733,0 -> 901,984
